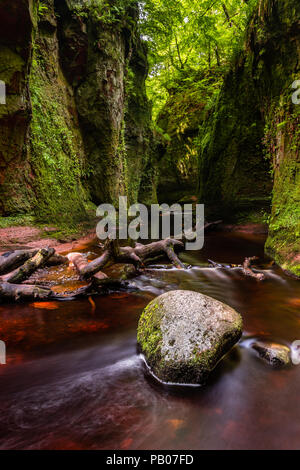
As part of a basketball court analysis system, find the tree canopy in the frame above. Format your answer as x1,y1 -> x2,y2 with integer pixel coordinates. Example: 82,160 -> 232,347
138,0 -> 258,118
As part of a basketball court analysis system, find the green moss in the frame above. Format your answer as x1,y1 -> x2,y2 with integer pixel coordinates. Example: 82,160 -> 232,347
124,38 -> 157,206
28,38 -> 90,228
264,100 -> 300,276
0,215 -> 36,229
137,301 -> 163,367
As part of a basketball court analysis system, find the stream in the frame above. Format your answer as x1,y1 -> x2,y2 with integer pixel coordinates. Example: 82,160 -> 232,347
0,231 -> 299,450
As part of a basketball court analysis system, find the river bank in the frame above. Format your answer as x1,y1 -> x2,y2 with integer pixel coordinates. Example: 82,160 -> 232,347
0,226 -> 97,255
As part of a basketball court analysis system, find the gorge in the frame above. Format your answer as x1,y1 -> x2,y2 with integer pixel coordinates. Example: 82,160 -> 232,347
0,0 -> 299,451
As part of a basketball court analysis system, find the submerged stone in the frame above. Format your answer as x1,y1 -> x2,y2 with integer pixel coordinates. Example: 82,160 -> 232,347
252,341 -> 291,367
137,290 -> 243,385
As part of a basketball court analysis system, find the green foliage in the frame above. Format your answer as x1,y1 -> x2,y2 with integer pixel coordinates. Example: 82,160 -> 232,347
38,1 -> 49,17
0,215 -> 36,229
139,0 -> 258,118
263,90 -> 300,275
72,0 -> 136,26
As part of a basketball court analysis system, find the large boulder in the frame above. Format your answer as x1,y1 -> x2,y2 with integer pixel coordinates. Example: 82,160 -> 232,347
137,290 -> 243,385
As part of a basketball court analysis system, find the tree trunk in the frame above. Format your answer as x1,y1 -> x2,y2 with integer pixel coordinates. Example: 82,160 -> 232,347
4,248 -> 55,284
0,282 -> 53,301
0,249 -> 38,275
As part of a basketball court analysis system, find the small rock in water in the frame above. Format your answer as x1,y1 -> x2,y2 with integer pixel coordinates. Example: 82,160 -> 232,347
137,290 -> 243,385
252,341 -> 291,367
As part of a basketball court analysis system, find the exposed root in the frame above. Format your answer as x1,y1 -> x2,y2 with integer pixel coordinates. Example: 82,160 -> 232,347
242,256 -> 265,281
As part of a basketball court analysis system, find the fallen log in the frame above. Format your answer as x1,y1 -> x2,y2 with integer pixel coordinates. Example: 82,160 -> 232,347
130,238 -> 184,265
47,253 -> 68,266
163,242 -> 185,269
0,249 -> 38,275
114,239 -> 185,269
4,248 -> 55,284
0,282 -> 53,301
0,249 -> 66,275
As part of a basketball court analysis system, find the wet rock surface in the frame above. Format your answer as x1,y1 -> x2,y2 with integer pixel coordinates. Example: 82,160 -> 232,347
137,289 -> 243,385
252,341 -> 291,367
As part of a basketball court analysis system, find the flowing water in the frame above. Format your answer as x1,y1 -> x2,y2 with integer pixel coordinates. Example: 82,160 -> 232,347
0,232 -> 299,450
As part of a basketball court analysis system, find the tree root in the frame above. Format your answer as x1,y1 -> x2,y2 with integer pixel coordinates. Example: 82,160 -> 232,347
0,221 -> 243,302
68,238 -> 185,280
242,256 -> 265,281
0,238 -> 184,302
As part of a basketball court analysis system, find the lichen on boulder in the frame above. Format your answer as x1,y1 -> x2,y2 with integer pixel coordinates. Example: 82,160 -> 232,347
137,290 -> 243,385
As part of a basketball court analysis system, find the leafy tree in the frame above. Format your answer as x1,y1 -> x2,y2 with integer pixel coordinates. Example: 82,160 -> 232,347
138,0 -> 258,118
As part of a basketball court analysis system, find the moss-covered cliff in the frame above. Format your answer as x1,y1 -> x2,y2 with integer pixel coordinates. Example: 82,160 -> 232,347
0,0 -> 155,227
256,0 -> 300,276
55,0 -> 156,207
29,0 -> 90,226
197,0 -> 300,275
198,57 -> 272,219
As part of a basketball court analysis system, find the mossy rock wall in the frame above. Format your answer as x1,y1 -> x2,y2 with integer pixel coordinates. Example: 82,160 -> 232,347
0,0 -> 156,225
56,0 -> 156,207
255,0 -> 300,276
124,28 -> 158,206
198,59 -> 272,219
250,0 -> 300,275
198,0 -> 300,274
29,0 -> 90,226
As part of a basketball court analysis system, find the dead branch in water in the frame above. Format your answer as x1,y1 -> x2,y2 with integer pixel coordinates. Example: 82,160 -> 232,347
208,256 -> 265,281
242,256 -> 265,281
67,252 -> 108,281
